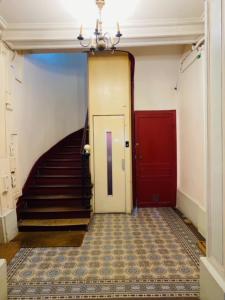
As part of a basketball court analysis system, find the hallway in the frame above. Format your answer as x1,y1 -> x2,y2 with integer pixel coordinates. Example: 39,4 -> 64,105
8,208 -> 201,299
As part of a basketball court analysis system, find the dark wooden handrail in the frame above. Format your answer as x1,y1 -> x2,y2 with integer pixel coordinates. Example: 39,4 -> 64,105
80,111 -> 91,209
80,112 -> 88,154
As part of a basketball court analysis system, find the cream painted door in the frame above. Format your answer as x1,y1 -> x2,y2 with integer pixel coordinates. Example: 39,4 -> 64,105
93,116 -> 126,213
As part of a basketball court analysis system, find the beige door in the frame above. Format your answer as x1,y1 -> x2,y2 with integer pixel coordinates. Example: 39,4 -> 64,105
93,115 -> 126,213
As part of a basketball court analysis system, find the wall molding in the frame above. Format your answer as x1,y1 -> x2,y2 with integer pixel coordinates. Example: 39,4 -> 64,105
0,17 -> 204,50
5,17 -> 203,30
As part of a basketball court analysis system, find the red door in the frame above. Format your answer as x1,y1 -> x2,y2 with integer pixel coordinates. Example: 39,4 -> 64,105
135,111 -> 177,207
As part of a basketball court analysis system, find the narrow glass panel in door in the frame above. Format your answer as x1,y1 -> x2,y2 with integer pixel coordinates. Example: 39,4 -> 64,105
93,115 -> 126,213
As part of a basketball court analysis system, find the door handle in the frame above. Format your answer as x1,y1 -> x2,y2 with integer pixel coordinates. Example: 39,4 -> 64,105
122,159 -> 125,171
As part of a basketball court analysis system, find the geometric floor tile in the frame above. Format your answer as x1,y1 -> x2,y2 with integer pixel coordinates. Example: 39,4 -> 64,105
8,208 -> 202,299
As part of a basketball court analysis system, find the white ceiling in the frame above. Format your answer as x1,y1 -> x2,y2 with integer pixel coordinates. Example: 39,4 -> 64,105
0,0 -> 205,50
0,0 -> 204,23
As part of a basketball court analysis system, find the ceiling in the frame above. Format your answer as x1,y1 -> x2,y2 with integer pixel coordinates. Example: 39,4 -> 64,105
0,0 -> 205,50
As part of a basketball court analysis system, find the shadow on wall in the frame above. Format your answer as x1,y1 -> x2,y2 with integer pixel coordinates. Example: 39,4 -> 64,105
26,53 -> 87,75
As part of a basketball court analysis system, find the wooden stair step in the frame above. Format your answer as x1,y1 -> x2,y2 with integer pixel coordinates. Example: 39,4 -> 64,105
17,127 -> 92,233
21,206 -> 90,213
35,175 -> 82,178
23,194 -> 91,200
53,151 -> 81,154
52,151 -> 81,155
64,145 -> 80,148
35,174 -> 83,185
62,145 -> 80,147
39,166 -> 82,170
46,159 -> 81,161
34,184 -> 91,194
18,218 -> 90,231
60,146 -> 80,149
19,218 -> 90,226
30,184 -> 91,188
51,153 -> 81,159
38,166 -> 82,175
44,159 -> 82,167
20,206 -> 91,219
23,194 -> 92,207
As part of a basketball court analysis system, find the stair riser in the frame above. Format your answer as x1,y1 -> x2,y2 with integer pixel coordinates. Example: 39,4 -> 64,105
57,151 -> 80,156
19,224 -> 88,232
21,211 -> 91,219
26,199 -> 84,207
35,177 -> 82,185
44,160 -> 82,167
28,187 -> 84,195
51,153 -> 81,159
63,137 -> 82,143
39,168 -> 82,175
58,147 -> 80,153
20,210 -> 91,219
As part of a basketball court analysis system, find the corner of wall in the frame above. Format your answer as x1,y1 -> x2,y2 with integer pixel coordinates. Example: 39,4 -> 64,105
0,259 -> 7,300
0,209 -> 18,242
200,258 -> 225,300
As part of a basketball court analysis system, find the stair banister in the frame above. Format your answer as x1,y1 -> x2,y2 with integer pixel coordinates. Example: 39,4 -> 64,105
80,112 -> 91,209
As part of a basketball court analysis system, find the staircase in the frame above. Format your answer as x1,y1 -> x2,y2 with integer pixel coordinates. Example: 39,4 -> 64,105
17,128 -> 92,232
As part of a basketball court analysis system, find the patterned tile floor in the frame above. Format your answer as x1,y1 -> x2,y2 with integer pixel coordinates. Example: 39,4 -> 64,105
8,208 -> 201,299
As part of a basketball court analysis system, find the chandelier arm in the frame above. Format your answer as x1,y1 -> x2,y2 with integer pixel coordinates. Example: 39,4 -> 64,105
79,39 -> 92,48
113,36 -> 121,46
103,32 -> 110,41
104,33 -> 111,47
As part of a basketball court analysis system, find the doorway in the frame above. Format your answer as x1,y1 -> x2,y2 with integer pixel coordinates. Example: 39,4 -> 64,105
135,110 -> 177,207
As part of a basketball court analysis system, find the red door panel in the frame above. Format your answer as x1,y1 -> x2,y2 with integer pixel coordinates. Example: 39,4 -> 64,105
135,111 -> 177,207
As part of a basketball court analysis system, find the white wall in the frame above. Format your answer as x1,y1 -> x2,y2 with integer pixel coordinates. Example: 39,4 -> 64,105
128,45 -> 207,236
200,1 -> 225,299
13,53 -> 88,187
129,46 -> 182,111
0,42 -> 21,242
177,47 -> 207,237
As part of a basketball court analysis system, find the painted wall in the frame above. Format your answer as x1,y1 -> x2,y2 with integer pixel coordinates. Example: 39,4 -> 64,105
200,1 -> 225,299
128,45 -> 207,236
129,46 -> 182,111
0,42 -> 21,242
13,53 -> 88,187
176,47 -> 207,237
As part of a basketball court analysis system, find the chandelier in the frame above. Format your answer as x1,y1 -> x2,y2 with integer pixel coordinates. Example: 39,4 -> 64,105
77,0 -> 122,53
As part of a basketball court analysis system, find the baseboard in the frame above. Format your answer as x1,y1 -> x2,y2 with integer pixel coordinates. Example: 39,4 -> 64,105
0,209 -> 18,242
200,258 -> 225,300
0,259 -> 7,300
176,190 -> 206,238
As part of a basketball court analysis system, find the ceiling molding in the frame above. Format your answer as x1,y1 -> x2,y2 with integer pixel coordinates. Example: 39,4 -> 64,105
5,17 -> 203,30
2,17 -> 204,50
